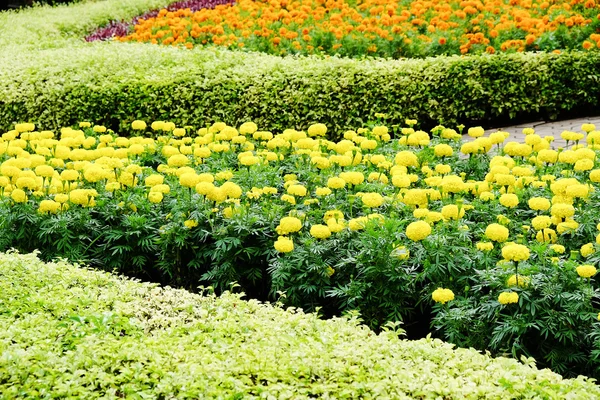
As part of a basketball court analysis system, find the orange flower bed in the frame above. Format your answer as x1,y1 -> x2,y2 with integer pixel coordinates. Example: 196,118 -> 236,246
117,0 -> 600,58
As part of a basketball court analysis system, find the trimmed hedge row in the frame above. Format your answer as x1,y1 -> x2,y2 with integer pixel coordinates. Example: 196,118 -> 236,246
2,250 -> 600,398
1,0 -> 600,136
3,44 -> 600,138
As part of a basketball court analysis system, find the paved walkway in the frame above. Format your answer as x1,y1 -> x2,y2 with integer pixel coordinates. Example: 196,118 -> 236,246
464,116 -> 600,149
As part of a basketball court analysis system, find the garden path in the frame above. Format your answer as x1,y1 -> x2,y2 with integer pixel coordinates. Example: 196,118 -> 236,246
463,115 -> 600,148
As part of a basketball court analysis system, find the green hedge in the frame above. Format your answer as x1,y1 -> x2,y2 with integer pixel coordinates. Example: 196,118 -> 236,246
1,0 -> 599,137
2,250 -> 599,398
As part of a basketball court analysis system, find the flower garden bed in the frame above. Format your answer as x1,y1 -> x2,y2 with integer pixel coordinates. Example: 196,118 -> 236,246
108,0 -> 600,58
3,118 -> 600,376
2,250 -> 600,398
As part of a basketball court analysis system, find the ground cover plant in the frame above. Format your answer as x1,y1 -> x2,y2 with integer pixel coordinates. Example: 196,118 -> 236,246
2,250 -> 600,398
107,0 -> 600,58
4,119 -> 600,377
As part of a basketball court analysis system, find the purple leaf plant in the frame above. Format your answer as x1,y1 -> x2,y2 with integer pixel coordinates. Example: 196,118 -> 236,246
85,0 -> 235,42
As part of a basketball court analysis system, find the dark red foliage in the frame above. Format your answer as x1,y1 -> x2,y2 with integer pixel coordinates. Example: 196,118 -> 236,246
85,0 -> 235,42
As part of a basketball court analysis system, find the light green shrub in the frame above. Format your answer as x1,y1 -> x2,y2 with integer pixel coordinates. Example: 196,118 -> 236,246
2,250 -> 599,398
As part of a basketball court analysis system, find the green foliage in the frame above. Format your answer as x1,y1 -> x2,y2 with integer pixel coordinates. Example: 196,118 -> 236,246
2,250 -> 600,398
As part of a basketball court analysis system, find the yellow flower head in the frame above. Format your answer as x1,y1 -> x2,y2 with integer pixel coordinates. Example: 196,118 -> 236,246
131,120 -> 147,130
361,192 -> 384,208
310,224 -> 332,239
581,243 -> 595,257
406,220 -> 432,241
507,274 -> 530,288
498,291 -> 519,305
576,264 -> 597,278
441,204 -> 465,220
502,243 -> 530,262
276,217 -> 303,235
432,288 -> 455,304
184,219 -> 199,229
485,223 -> 509,243
274,236 -> 294,253
476,242 -> 494,251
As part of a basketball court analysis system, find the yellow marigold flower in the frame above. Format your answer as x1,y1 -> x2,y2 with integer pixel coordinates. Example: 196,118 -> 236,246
433,144 -> 453,157
37,199 -> 60,214
576,264 -> 597,278
276,217 -> 303,235
581,243 -> 595,257
349,216 -> 369,231
69,189 -> 92,206
15,122 -> 35,132
184,219 -> 198,229
326,217 -> 346,233
527,197 -> 550,211
574,159 -> 594,172
550,203 -> 575,219
34,165 -> 54,178
131,120 -> 147,130
467,126 -> 485,138
281,194 -> 296,205
310,224 -> 332,239
502,243 -> 530,262
479,191 -> 495,201
274,236 -> 294,253
307,123 -> 327,137
434,164 -> 451,175
498,292 -> 519,305
194,181 -> 214,196
145,174 -> 164,187
391,245 -> 410,260
54,193 -> 69,203
173,128 -> 186,137
531,216 -> 552,230
361,192 -> 384,208
557,220 -> 579,234
485,223 -> 509,242
507,274 -> 530,288
476,242 -> 494,251
339,171 -> 364,186
536,228 -> 557,243
439,175 -> 465,193
441,204 -> 465,220
327,177 -> 346,190
287,184 -> 307,197
500,194 -> 520,210
15,177 -> 37,190
78,122 -> 91,128
550,244 -> 565,254
360,139 -> 377,150
148,191 -> 164,204
167,154 -> 189,168
92,125 -> 107,133
315,187 -> 332,196
406,220 -> 432,241
565,184 -> 589,199
239,122 -> 258,135
582,123 -> 596,133
432,288 -> 455,304
394,151 -> 418,167
207,187 -> 227,203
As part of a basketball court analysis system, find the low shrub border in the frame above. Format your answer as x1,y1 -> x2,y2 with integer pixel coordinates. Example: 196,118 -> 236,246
2,250 -> 600,398
2,44 -> 600,137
